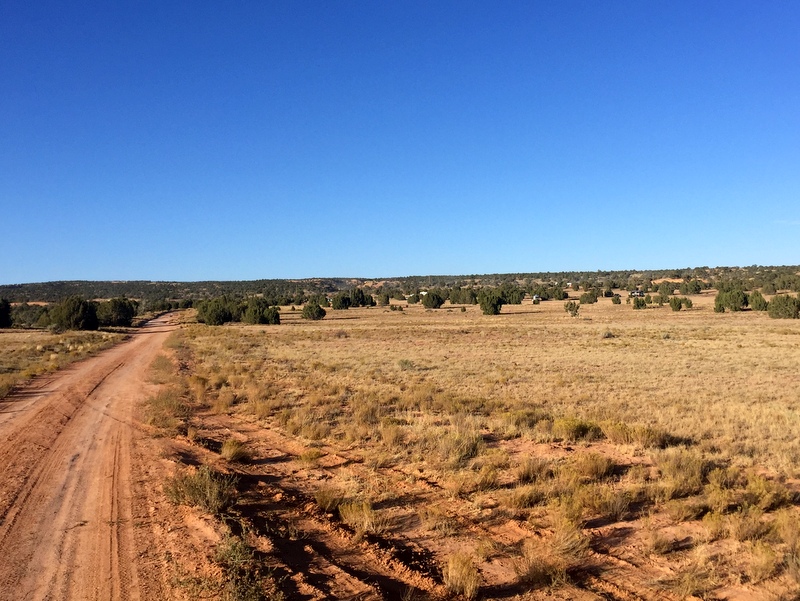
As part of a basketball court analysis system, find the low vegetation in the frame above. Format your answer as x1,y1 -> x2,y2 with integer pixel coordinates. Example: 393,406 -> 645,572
11,269 -> 799,599
0,329 -> 124,398
146,284 -> 800,598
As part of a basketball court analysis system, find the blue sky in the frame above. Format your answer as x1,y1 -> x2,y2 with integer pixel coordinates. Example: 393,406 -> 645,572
2,1 -> 798,283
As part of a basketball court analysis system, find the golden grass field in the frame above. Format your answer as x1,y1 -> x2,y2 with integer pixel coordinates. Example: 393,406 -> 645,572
146,290 -> 800,600
0,329 -> 125,397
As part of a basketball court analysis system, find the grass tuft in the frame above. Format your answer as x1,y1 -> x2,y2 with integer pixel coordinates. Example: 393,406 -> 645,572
443,553 -> 481,599
220,438 -> 251,462
165,465 -> 238,515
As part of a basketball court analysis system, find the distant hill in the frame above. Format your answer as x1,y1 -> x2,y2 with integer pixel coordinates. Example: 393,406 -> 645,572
1,265 -> 798,303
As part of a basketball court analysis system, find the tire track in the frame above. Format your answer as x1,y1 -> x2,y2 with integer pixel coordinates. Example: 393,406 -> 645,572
0,317 -> 176,601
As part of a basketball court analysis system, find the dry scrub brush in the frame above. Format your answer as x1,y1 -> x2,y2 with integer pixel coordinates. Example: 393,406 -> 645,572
165,466 -> 238,515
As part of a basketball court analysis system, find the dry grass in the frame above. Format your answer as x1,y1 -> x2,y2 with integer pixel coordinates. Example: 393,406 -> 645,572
338,501 -> 389,537
314,484 -> 345,513
443,552 -> 481,599
220,438 -> 250,462
146,386 -> 191,432
172,294 -> 800,598
515,519 -> 589,587
165,466 -> 238,515
0,329 -> 123,397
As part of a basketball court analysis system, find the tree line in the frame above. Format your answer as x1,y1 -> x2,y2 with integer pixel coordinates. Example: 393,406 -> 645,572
3,265 -> 798,307
0,296 -> 140,330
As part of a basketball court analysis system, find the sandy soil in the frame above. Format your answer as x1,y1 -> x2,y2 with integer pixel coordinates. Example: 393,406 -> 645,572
0,316 -> 178,601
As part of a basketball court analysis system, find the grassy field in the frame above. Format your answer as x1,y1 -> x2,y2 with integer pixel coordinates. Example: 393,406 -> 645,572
151,291 -> 800,599
0,329 -> 125,397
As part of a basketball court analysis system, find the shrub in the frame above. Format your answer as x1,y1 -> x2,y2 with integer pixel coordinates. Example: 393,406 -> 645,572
196,297 -> 238,325
632,297 -> 647,310
564,301 -> 579,317
349,287 -> 376,307
146,386 -> 191,431
242,298 -> 280,325
669,297 -> 683,311
449,287 -> 477,304
611,295 -> 621,305
729,506 -> 771,541
478,288 -> 504,315
656,448 -> 708,498
9,302 -> 49,328
579,291 -> 598,304
422,290 -> 445,309
165,466 -> 238,515
658,282 -> 675,297
516,456 -> 553,484
553,417 -> 601,442
514,520 -> 590,585
571,452 -> 615,481
214,535 -> 267,601
50,296 -> 99,331
749,290 -> 769,311
301,302 -> 326,320
714,289 -> 748,313
97,297 -> 138,327
0,298 -> 10,328
767,294 -> 800,319
331,293 -> 351,310
498,282 -> 525,305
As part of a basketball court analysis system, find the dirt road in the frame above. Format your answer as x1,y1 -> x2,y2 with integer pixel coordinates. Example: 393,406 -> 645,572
0,316 -> 177,601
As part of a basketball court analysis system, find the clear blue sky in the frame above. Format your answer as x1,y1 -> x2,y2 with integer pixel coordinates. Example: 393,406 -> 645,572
2,1 -> 799,283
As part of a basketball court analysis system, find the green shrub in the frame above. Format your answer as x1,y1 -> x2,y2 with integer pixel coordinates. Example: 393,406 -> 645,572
714,289 -> 748,313
553,417 -> 601,442
0,298 -> 10,328
422,290 -> 445,309
632,297 -> 647,310
579,291 -> 598,304
564,301 -> 579,317
658,282 -> 675,297
196,296 -> 239,325
331,293 -> 351,310
242,298 -> 280,324
50,296 -> 99,331
97,297 -> 138,327
611,295 -> 621,305
669,297 -> 683,311
767,294 -> 800,319
749,290 -> 769,311
302,302 -> 326,320
349,287 -> 376,307
478,288 -> 504,315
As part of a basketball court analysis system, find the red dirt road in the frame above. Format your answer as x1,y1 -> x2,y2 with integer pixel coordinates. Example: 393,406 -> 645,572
0,316 -> 177,601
